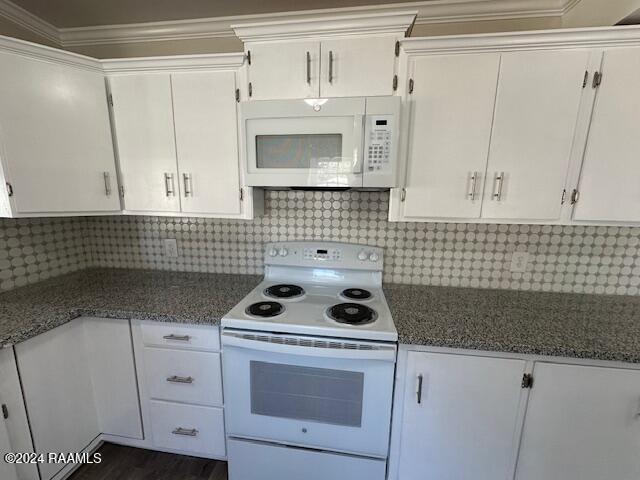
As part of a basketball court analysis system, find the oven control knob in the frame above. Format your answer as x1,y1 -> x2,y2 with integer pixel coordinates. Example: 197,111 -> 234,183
358,251 -> 368,261
369,252 -> 379,262
279,248 -> 288,257
268,248 -> 278,257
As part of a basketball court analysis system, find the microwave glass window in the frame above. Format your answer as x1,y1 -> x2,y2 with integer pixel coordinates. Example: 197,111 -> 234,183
256,134 -> 343,169
250,361 -> 364,427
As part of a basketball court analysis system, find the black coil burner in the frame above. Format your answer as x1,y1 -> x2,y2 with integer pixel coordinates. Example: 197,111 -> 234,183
327,303 -> 377,326
246,301 -> 284,318
341,288 -> 373,301
264,284 -> 305,299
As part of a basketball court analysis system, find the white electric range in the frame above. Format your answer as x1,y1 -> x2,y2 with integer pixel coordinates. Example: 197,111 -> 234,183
221,241 -> 397,480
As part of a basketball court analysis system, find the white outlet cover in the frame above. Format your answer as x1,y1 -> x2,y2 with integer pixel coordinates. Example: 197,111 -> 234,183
163,239 -> 178,258
510,251 -> 529,273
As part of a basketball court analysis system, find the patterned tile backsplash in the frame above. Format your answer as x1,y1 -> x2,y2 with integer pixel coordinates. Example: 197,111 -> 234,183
1,190 -> 640,295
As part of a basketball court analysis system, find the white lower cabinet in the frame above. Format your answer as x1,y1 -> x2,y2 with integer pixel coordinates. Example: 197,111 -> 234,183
132,320 -> 226,459
227,438 -> 386,480
0,417 -> 18,480
393,351 -> 528,480
515,363 -> 640,480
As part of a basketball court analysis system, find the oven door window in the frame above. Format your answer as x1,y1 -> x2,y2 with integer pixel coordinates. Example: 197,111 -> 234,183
256,134 -> 343,169
250,361 -> 364,427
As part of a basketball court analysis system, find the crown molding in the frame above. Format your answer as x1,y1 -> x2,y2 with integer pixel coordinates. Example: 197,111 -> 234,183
400,24 -> 640,53
0,0 -> 59,44
0,0 -> 581,48
101,52 -> 246,73
0,34 -> 102,70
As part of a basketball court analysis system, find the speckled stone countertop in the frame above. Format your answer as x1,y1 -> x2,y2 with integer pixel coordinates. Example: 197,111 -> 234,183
0,268 -> 261,348
1,268 -> 639,363
384,283 -> 640,363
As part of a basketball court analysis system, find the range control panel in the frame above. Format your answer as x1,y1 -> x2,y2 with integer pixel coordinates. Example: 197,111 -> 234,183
264,242 -> 383,271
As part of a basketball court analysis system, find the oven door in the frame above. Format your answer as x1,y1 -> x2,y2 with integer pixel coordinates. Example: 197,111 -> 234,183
241,98 -> 366,187
221,329 -> 396,458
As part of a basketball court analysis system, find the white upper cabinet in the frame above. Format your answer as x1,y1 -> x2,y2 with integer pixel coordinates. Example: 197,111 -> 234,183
172,71 -> 242,216
481,50 -> 589,221
108,73 -> 181,213
401,53 -> 500,220
572,47 -> 640,223
516,363 -> 640,480
320,36 -> 397,97
0,40 -> 120,217
246,41 -> 320,100
394,352 -> 528,480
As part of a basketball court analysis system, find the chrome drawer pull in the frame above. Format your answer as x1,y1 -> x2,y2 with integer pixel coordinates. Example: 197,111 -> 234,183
167,375 -> 194,384
172,427 -> 198,437
163,334 -> 191,342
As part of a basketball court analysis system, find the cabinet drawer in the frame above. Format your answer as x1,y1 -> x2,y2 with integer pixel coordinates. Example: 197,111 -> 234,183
149,400 -> 225,458
140,321 -> 220,351
143,347 -> 222,407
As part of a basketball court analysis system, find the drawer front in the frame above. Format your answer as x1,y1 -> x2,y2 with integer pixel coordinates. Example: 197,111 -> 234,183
149,400 -> 226,458
143,347 -> 223,407
140,321 -> 220,351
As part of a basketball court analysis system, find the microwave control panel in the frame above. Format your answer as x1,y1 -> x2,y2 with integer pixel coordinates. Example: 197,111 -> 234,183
364,115 -> 393,175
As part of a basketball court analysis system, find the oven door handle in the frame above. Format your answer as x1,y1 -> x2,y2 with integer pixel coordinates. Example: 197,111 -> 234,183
221,332 -> 396,362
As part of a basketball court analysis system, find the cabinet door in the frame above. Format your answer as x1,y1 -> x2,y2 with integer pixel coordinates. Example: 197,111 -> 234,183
109,74 -> 181,213
0,418 -> 18,480
402,54 -> 500,219
516,363 -> 640,480
0,52 -> 120,215
320,36 -> 396,97
573,48 -> 640,223
397,352 -> 527,480
247,41 -> 320,100
15,320 -> 100,480
172,71 -> 242,216
481,50 -> 589,221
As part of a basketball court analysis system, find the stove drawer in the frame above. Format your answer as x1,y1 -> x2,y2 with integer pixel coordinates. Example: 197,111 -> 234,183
140,321 -> 220,352
227,438 -> 386,480
149,400 -> 225,458
142,347 -> 223,407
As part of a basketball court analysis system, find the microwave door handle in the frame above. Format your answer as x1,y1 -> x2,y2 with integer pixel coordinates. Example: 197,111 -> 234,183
353,114 -> 365,174
221,332 -> 396,362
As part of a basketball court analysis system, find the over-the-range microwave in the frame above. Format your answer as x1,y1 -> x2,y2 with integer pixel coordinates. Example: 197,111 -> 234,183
240,96 -> 401,188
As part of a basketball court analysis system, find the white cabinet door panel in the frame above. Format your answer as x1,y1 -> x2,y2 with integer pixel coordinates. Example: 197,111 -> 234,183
397,352 -> 527,480
402,54 -> 500,219
109,74 -> 180,213
573,47 -> 640,223
172,71 -> 242,215
0,417 -> 18,480
481,50 -> 589,221
516,363 -> 640,480
0,52 -> 119,214
320,36 -> 396,97
15,320 -> 100,480
247,42 -> 320,100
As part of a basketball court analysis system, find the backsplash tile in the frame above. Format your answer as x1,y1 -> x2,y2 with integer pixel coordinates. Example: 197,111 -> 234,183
0,217 -> 91,291
85,190 -> 640,296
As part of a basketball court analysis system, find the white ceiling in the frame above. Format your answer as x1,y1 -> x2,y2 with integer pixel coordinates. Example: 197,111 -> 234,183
619,8 -> 640,25
9,0 -> 427,28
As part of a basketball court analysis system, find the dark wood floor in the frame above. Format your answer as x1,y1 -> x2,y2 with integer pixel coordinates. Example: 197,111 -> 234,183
68,443 -> 228,480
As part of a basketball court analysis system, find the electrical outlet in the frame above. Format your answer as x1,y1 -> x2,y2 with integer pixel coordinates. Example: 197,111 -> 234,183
510,251 -> 529,273
163,239 -> 178,258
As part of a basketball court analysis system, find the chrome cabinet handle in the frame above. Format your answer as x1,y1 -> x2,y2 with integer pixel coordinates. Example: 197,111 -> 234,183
183,173 -> 192,197
328,50 -> 334,84
167,375 -> 194,384
416,374 -> 423,404
468,171 -> 479,200
493,172 -> 505,201
172,427 -> 198,437
306,51 -> 311,84
164,173 -> 175,197
163,334 -> 191,342
103,172 -> 112,197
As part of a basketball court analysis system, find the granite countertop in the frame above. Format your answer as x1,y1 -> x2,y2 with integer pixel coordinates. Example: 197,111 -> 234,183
0,268 -> 261,348
385,284 -> 640,363
1,268 -> 639,363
